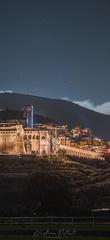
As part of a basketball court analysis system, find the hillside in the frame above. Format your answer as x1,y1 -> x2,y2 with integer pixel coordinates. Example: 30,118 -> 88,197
0,92 -> 110,139
0,155 -> 110,216
0,108 -> 56,125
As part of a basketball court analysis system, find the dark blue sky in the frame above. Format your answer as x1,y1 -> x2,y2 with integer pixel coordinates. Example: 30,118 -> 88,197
0,0 -> 110,104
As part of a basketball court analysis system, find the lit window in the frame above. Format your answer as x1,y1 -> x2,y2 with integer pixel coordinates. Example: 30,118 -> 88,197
24,135 -> 27,140
36,135 -> 40,140
28,135 -> 31,140
42,136 -> 45,140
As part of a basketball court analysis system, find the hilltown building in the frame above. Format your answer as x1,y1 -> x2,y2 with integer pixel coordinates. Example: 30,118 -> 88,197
0,123 -> 104,159
0,123 -> 51,155
0,108 -> 105,159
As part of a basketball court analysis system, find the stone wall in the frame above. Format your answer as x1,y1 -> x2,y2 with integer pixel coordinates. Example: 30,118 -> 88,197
60,145 -> 104,160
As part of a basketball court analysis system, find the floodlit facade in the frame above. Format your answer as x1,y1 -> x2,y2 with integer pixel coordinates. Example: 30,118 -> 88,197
0,123 -> 104,159
23,128 -> 51,155
0,123 -> 51,155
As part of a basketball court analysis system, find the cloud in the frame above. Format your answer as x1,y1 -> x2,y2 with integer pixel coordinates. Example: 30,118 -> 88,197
94,102 -> 110,114
0,90 -> 13,93
61,97 -> 110,115
74,99 -> 110,115
74,99 -> 93,109
61,97 -> 70,101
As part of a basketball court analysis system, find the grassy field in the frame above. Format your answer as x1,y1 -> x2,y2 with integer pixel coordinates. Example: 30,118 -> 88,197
0,223 -> 110,240
0,236 -> 110,240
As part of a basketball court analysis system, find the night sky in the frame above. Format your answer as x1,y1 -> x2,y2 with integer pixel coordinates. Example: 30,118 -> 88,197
0,0 -> 110,109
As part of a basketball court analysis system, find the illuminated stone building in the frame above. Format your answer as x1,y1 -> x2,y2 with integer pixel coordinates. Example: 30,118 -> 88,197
23,128 -> 51,155
0,122 -> 104,159
0,123 -> 25,154
0,123 -> 51,155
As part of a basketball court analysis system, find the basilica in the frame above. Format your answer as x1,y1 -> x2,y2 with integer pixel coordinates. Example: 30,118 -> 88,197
0,123 -> 51,155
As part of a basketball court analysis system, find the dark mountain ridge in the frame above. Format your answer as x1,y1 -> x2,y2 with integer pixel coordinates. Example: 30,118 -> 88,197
0,92 -> 110,139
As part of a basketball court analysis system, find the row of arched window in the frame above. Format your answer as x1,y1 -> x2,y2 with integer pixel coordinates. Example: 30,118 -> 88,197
67,150 -> 93,158
24,135 -> 46,140
0,131 -> 16,134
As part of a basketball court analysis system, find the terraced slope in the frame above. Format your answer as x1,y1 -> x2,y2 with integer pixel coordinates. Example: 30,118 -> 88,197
0,155 -> 109,216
